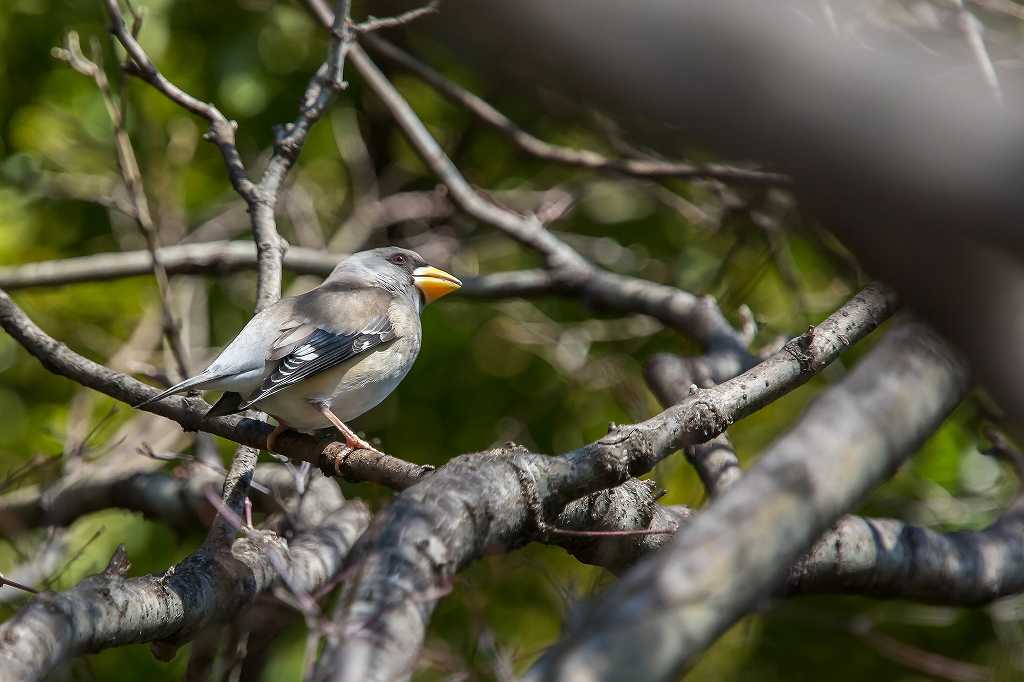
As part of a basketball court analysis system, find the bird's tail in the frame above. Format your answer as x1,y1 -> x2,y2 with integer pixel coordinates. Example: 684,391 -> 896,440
134,371 -> 219,409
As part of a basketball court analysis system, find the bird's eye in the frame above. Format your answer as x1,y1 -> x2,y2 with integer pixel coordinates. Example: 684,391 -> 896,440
389,254 -> 407,266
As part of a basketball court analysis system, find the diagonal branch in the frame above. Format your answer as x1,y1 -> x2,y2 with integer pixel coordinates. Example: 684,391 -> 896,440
0,289 -> 430,490
52,31 -> 190,380
309,284 -> 897,681
102,0 -> 254,201
346,40 -> 754,380
357,32 -> 789,186
526,320 -> 969,681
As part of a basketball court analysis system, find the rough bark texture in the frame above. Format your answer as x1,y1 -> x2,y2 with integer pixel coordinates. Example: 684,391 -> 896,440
0,502 -> 368,682
526,321 -> 969,682
309,285 -> 898,681
787,501 -> 1024,604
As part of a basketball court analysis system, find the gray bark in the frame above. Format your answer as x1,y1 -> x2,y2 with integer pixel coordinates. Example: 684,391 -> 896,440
310,284 -> 897,681
525,321 -> 969,682
0,500 -> 368,682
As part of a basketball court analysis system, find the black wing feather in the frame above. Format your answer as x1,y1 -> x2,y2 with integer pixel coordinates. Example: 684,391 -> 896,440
238,317 -> 395,409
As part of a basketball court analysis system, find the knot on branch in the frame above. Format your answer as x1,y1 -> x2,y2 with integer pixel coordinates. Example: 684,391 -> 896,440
512,461 -> 551,540
272,123 -> 302,160
203,119 -> 238,144
103,545 -> 131,578
594,427 -> 647,483
782,327 -> 817,372
586,479 -> 661,527
682,400 -> 730,443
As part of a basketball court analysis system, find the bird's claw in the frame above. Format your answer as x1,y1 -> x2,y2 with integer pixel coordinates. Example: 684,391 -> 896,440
344,434 -> 384,456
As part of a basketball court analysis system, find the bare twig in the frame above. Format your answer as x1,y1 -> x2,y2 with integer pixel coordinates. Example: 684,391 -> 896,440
0,576 -> 40,596
357,32 -> 789,185
104,0 -> 354,312
526,321 -> 969,681
951,0 -> 1004,104
53,31 -> 190,379
346,41 -> 755,379
102,0 -> 254,200
353,2 -> 439,33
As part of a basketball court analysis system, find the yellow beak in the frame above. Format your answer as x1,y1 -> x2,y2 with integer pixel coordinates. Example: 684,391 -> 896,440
413,265 -> 462,304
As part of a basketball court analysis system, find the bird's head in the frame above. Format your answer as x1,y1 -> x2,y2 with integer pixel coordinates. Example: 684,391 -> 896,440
325,247 -> 462,305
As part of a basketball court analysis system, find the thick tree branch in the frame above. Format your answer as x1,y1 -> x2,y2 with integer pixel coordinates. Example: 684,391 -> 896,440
309,284 -> 897,681
785,499 -> 1024,604
526,320 -> 969,682
0,501 -> 369,682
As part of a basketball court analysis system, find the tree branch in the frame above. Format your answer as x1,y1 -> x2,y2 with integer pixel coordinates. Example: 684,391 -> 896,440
53,30 -> 190,380
358,32 -> 789,186
0,461 -> 346,535
0,500 -> 369,682
0,243 -> 745,346
550,479 -> 690,575
309,284 -> 897,681
526,320 -> 969,681
0,289 -> 431,490
786,499 -> 1024,604
346,41 -> 754,379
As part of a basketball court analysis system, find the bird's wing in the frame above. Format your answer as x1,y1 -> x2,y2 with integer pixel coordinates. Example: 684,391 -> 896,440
238,315 -> 396,409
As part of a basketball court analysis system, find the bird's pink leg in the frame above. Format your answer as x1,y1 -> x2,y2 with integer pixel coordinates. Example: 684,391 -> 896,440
266,419 -> 290,453
315,404 -> 382,454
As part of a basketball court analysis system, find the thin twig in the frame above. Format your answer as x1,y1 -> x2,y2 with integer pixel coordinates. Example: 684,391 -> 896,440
353,2 -> 438,33
358,32 -> 790,185
53,32 -> 190,380
103,0 -> 254,199
951,0 -> 1003,104
346,41 -> 754,374
0,576 -> 39,596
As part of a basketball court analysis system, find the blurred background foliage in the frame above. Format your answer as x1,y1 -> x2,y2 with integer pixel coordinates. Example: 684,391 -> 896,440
0,1 -> 1017,680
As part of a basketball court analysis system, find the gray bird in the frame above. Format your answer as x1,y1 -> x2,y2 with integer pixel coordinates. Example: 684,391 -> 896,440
135,246 -> 462,453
